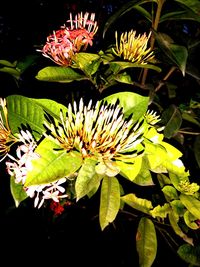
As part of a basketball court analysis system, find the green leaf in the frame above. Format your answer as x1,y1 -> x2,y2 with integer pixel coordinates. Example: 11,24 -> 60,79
109,61 -> 161,74
150,203 -> 171,219
25,138 -> 82,186
121,193 -> 153,215
0,59 -> 17,67
6,95 -> 47,139
154,32 -> 188,75
32,98 -> 68,121
157,173 -> 172,188
180,194 -> 200,218
102,91 -> 149,122
145,142 -> 167,170
136,217 -> 157,267
160,10 -> 200,23
10,176 -> 28,207
36,66 -> 87,82
134,157 -> 154,186
184,210 -> 199,230
161,105 -> 182,138
0,66 -> 21,79
182,111 -> 200,127
170,200 -> 185,216
74,52 -> 101,76
99,176 -> 120,230
16,54 -> 39,73
103,0 -> 157,38
75,158 -> 99,200
116,157 -> 142,181
194,135 -> 200,168
175,0 -> 200,15
168,211 -> 193,245
162,185 -> 179,201
178,244 -> 200,266
6,95 -> 66,139
114,72 -> 133,84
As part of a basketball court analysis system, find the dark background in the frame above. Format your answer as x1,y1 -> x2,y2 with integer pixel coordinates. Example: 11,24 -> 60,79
0,1 -> 196,266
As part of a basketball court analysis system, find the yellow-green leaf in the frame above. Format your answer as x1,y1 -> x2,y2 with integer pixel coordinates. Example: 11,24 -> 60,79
99,176 -> 120,230
75,158 -> 99,200
25,138 -> 82,186
136,217 -> 157,267
121,193 -> 153,215
180,194 -> 200,219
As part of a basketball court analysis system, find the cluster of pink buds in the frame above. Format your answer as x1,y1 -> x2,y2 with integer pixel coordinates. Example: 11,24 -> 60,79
40,12 -> 98,66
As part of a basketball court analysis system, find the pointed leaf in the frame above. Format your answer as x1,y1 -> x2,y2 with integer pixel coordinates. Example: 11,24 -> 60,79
0,66 -> 21,79
36,66 -> 87,82
99,176 -> 120,230
0,59 -> 17,67
109,61 -> 161,74
168,211 -> 193,245
103,0 -> 157,38
75,157 -> 99,200
10,176 -> 28,207
74,52 -> 101,76
175,0 -> 200,15
184,210 -> 199,230
25,138 -> 82,186
180,194 -> 200,218
136,217 -> 157,267
134,157 -> 154,186
160,10 -> 200,23
154,32 -> 188,75
162,185 -> 179,201
116,157 -> 142,181
194,135 -> 200,168
103,91 -> 149,121
178,244 -> 200,266
121,193 -> 153,215
6,95 -> 66,139
6,95 -> 47,139
161,104 -> 182,138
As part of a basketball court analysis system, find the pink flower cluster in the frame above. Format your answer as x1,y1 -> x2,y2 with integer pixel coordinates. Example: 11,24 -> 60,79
41,12 -> 98,66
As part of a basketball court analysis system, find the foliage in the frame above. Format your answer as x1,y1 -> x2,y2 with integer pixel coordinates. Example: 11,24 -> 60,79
1,1 -> 200,266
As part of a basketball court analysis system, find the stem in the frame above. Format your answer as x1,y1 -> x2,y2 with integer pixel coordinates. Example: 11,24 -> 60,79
154,66 -> 177,92
141,0 -> 166,86
178,130 -> 200,135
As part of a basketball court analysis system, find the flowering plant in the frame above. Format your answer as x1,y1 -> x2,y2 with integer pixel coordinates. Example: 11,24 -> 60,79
1,0 -> 200,266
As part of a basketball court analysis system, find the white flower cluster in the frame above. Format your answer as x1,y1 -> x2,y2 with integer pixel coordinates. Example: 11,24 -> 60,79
6,130 -> 68,208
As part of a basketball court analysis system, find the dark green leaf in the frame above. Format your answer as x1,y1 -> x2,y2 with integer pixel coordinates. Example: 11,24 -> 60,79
154,32 -> 188,75
160,10 -> 200,23
175,0 -> 200,15
161,104 -> 182,138
194,135 -> 200,168
178,244 -> 200,266
103,0 -> 157,38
